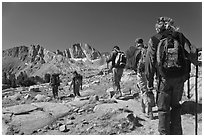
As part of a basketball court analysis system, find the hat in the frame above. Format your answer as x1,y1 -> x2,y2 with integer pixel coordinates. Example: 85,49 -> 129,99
113,46 -> 120,50
135,38 -> 144,47
135,38 -> 143,44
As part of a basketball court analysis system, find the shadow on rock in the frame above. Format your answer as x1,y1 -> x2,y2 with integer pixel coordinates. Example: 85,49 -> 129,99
181,101 -> 202,115
127,113 -> 144,127
118,95 -> 135,101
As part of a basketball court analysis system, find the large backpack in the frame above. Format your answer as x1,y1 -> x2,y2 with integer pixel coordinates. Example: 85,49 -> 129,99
156,34 -> 187,78
74,74 -> 82,85
51,74 -> 60,86
115,51 -> 127,68
137,48 -> 147,73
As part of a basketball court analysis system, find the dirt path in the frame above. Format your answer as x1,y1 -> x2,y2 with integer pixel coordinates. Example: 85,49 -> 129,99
2,69 -> 202,135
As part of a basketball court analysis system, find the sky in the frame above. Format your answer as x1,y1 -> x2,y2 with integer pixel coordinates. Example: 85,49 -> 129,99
2,2 -> 202,53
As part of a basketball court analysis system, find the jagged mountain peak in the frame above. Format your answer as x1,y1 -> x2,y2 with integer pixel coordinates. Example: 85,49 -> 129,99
2,43 -> 106,77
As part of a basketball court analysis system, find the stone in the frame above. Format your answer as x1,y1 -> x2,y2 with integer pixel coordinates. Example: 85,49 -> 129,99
16,87 -> 27,92
80,89 -> 96,96
57,122 -> 63,127
82,84 -> 90,89
8,92 -> 21,101
29,86 -> 40,92
2,113 -> 12,123
11,111 -> 54,134
34,94 -> 46,101
78,109 -> 84,113
70,116 -> 75,120
67,94 -> 75,98
106,87 -> 115,98
89,95 -> 99,104
97,71 -> 103,75
66,120 -> 74,125
82,121 -> 89,125
45,97 -> 52,102
31,102 -> 72,117
92,80 -> 100,85
59,125 -> 69,132
24,94 -> 31,100
2,120 -> 10,135
3,104 -> 38,115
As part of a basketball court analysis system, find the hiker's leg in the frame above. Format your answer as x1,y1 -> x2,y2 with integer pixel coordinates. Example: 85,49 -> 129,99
56,86 -> 59,98
170,77 -> 184,135
75,85 -> 81,97
141,96 -> 146,113
146,93 -> 154,119
137,72 -> 148,94
73,87 -> 77,97
112,68 -> 117,92
157,78 -> 171,135
147,105 -> 153,119
52,86 -> 56,98
117,68 -> 124,94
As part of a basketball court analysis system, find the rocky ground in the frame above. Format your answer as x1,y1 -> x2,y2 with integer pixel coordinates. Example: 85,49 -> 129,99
2,69 -> 202,135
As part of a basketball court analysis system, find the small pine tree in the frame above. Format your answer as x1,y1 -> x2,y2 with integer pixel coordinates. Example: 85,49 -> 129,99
2,72 -> 8,84
16,72 -> 25,86
9,74 -> 17,88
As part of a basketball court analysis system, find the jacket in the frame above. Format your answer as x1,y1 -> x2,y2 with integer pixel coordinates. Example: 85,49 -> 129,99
145,30 -> 200,88
107,50 -> 119,68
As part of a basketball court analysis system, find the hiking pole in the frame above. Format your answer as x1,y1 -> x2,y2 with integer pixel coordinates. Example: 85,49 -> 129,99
187,77 -> 190,99
195,48 -> 198,135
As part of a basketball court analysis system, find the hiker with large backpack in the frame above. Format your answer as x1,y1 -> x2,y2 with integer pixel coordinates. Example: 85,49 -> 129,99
106,46 -> 126,99
145,17 -> 201,135
50,73 -> 60,99
69,71 -> 83,97
135,38 -> 155,120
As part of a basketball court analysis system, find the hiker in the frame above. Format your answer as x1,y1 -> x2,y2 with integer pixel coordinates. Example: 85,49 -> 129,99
145,16 -> 201,135
69,71 -> 83,97
50,73 -> 60,99
135,38 -> 155,120
106,46 -> 126,99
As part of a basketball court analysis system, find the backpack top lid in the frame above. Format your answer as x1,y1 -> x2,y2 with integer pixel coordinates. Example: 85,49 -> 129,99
155,17 -> 179,33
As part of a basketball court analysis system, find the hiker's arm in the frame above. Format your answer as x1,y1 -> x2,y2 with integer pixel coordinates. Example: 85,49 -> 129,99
182,34 -> 201,66
106,51 -> 117,63
69,79 -> 73,90
106,52 -> 114,64
145,38 -> 157,89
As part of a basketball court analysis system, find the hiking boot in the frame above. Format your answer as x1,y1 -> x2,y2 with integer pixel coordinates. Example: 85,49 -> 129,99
149,113 -> 154,120
145,113 -> 154,120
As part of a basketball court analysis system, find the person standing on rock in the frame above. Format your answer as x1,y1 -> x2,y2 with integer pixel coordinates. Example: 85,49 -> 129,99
50,73 -> 60,99
135,38 -> 155,120
145,16 -> 201,135
69,71 -> 83,97
106,46 -> 126,99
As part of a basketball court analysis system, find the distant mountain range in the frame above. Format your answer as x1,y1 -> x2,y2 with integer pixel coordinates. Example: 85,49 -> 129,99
3,43 -> 201,78
2,43 -> 107,77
